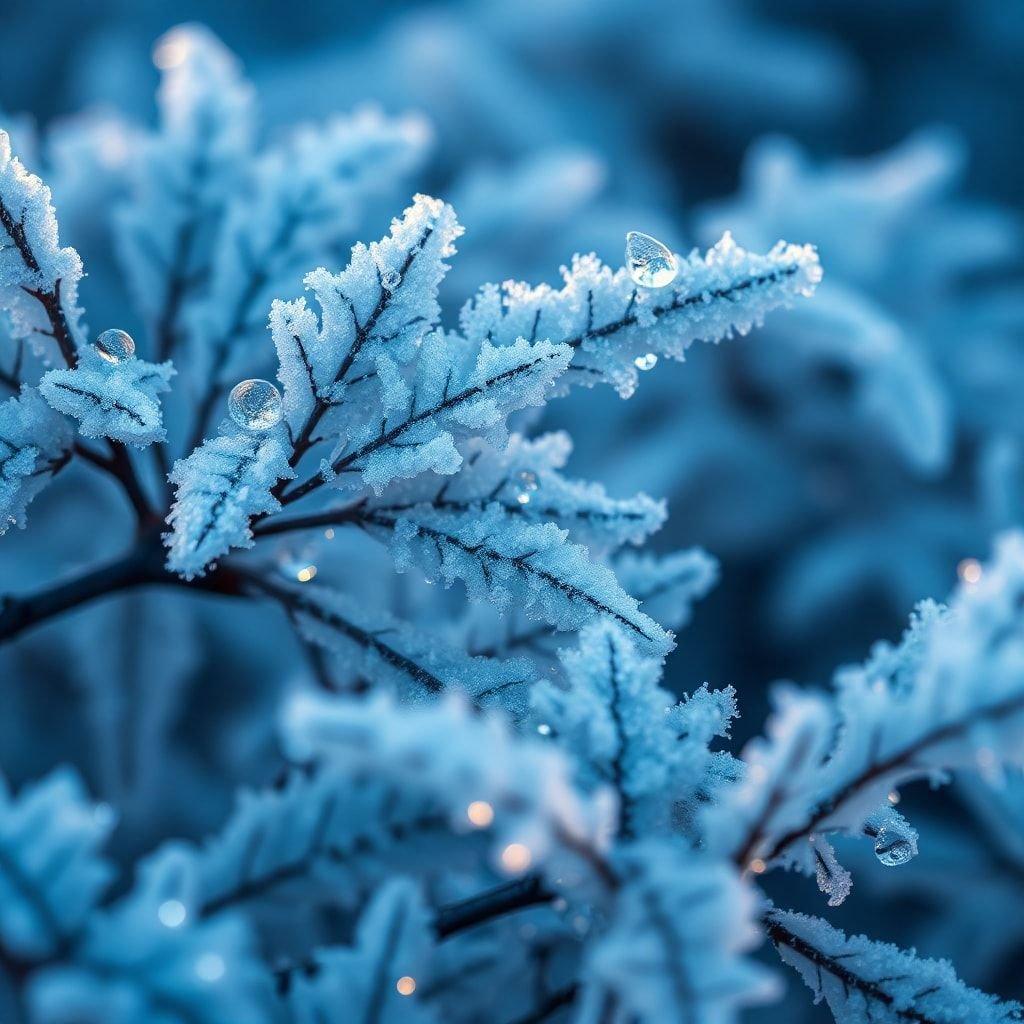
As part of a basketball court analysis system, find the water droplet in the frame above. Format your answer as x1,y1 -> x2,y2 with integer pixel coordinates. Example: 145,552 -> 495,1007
228,379 -> 283,431
195,953 -> 226,982
634,352 -> 658,372
626,231 -> 678,289
381,268 -> 401,290
95,329 -> 136,364
158,899 -> 187,928
518,470 -> 538,492
874,824 -> 916,867
536,723 -> 551,736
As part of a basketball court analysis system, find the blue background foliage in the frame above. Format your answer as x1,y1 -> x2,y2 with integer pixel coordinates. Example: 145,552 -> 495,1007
1,0 -> 1023,1020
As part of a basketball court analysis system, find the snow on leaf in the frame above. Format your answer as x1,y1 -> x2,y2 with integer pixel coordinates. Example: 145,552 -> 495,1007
164,425 -> 293,578
357,502 -> 672,656
256,576 -> 532,711
287,879 -> 437,1024
271,193 -> 462,435
115,24 -> 254,346
357,432 -> 665,552
710,532 -> 1024,885
39,349 -> 174,446
0,130 -> 85,364
576,843 -> 778,1024
190,108 -> 430,384
535,622 -> 738,841
0,385 -> 73,534
766,907 -> 1021,1024
461,232 -> 821,398
613,547 -> 720,632
0,767 -> 115,960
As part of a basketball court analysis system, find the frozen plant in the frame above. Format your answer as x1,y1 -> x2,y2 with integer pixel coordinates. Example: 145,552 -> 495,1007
2,22 -> 1020,1024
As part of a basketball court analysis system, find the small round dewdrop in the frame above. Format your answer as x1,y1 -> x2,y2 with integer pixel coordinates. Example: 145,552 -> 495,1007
625,231 -> 678,288
381,267 -> 401,290
95,329 -> 136,364
228,379 -> 283,431
874,825 -> 915,867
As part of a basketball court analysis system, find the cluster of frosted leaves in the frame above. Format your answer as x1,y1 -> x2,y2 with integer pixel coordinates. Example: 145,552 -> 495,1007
0,767 -> 115,960
460,231 -> 821,398
534,622 -> 738,841
189,107 -> 431,382
576,843 -> 777,1024
613,547 -> 719,631
363,431 -> 665,553
330,332 -> 571,493
270,193 -> 462,434
138,760 -> 481,923
767,908 -> 1021,1024
29,860 -> 269,1024
164,424 -> 293,578
284,580 -> 533,710
366,499 -> 671,657
283,692 -> 610,870
287,880 -> 436,1024
115,24 -> 255,327
39,348 -> 175,446
0,385 -> 73,533
707,531 -> 1024,899
0,131 -> 85,359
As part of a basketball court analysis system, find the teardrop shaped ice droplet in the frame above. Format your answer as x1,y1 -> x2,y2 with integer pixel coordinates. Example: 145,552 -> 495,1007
228,379 -> 283,431
874,830 -> 915,867
626,232 -> 678,289
95,329 -> 136,364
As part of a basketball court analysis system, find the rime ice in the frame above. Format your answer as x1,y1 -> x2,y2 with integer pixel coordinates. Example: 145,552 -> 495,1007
94,329 -> 136,364
625,230 -> 678,288
227,379 -> 282,431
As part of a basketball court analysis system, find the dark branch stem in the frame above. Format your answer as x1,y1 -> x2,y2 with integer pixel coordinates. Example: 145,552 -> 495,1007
434,874 -> 554,939
0,533 -> 247,645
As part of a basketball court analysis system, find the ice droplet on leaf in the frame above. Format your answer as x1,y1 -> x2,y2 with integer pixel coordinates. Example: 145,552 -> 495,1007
626,231 -> 678,288
381,267 -> 401,290
634,352 -> 659,371
874,828 -> 916,867
95,329 -> 136,364
228,378 -> 283,431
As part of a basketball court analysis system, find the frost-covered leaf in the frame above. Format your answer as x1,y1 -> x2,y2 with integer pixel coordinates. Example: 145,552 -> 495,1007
709,532 -> 1024,884
613,547 -> 719,631
766,908 -> 1020,1024
575,843 -> 777,1024
115,24 -> 254,350
288,331 -> 572,498
358,432 -> 665,551
0,767 -> 115,959
165,424 -> 293,578
287,879 -> 437,1024
534,622 -> 737,841
0,130 -> 84,363
271,193 -> 462,434
192,108 -> 431,383
28,861 -> 271,1024
39,349 -> 174,446
461,231 -> 821,398
0,385 -> 73,533
258,576 -> 532,711
356,501 -> 671,656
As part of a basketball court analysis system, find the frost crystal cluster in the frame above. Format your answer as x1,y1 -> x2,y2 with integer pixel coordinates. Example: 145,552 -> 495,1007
0,23 -> 1020,1024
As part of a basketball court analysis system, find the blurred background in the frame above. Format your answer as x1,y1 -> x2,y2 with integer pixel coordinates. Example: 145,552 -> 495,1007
2,0 -> 1023,1016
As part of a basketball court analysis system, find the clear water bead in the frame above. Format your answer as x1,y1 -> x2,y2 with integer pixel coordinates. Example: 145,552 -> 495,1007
95,329 -> 136,364
874,830 -> 915,867
381,268 -> 401,290
626,231 -> 678,289
228,379 -> 283,431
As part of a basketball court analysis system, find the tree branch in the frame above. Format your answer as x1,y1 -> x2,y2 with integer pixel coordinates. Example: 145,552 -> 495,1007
434,874 -> 554,939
